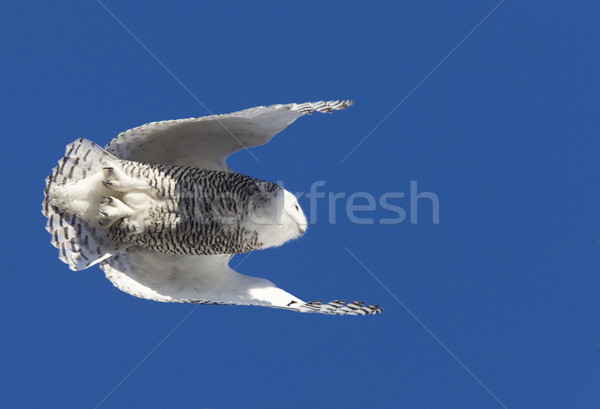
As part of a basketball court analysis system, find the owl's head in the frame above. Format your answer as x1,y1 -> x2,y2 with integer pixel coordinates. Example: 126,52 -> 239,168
245,187 -> 307,249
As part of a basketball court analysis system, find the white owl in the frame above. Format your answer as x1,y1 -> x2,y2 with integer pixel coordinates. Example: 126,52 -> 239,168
43,100 -> 382,315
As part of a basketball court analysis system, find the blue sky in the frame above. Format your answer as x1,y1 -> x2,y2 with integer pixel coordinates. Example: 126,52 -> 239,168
2,1 -> 600,408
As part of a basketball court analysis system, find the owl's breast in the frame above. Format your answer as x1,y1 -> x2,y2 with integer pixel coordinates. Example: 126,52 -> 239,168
109,164 -> 278,255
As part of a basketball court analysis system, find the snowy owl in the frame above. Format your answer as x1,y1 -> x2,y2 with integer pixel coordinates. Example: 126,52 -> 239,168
43,100 -> 382,315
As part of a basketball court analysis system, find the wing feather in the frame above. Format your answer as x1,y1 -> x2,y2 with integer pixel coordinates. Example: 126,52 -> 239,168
100,246 -> 382,315
105,100 -> 353,171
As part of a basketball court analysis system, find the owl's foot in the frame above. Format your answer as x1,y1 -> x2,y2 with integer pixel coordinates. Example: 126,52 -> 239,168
98,196 -> 130,227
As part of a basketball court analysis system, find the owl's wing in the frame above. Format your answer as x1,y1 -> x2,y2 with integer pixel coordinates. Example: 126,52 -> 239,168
104,100 -> 353,171
100,246 -> 382,315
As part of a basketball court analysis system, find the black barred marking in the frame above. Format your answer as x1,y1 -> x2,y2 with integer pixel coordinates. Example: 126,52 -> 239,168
63,213 -> 72,224
58,156 -> 68,176
82,148 -> 91,162
107,161 -> 273,255
175,297 -> 381,316
72,142 -> 81,156
296,299 -> 382,315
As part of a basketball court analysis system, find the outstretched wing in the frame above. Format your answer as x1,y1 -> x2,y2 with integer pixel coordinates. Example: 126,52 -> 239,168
105,100 -> 353,171
100,246 -> 382,315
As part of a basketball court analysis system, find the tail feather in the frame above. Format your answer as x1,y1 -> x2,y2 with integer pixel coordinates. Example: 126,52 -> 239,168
43,138 -> 130,271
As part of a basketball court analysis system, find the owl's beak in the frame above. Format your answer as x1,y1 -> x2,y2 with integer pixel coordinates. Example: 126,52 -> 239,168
298,224 -> 307,235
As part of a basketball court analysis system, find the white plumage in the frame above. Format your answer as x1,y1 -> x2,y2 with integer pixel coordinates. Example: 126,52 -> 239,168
43,100 -> 382,315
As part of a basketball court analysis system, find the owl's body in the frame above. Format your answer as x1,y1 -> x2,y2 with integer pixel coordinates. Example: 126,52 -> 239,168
108,163 -> 275,255
106,162 -> 292,256
43,100 -> 382,315
46,139 -> 304,261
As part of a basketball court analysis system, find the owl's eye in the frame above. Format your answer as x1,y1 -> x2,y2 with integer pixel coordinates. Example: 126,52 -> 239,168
294,204 -> 300,211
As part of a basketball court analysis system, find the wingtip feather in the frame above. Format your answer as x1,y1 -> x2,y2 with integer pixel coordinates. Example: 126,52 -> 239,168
291,99 -> 354,115
297,299 -> 382,315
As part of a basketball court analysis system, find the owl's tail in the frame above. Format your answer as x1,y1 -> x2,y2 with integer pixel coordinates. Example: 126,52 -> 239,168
42,138 -> 132,271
